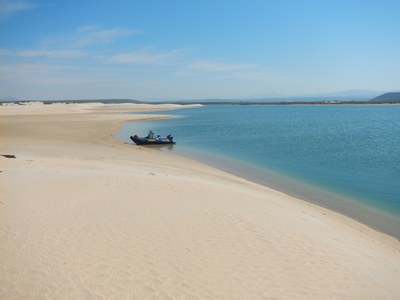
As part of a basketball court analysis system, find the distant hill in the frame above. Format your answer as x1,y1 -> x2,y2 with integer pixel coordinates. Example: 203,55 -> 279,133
245,89 -> 382,102
370,92 -> 400,103
294,89 -> 382,100
0,96 -> 19,102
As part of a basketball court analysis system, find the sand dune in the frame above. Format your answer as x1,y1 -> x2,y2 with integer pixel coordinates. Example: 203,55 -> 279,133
1,102 -> 399,299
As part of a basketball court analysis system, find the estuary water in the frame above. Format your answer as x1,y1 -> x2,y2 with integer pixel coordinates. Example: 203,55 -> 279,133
118,105 -> 400,237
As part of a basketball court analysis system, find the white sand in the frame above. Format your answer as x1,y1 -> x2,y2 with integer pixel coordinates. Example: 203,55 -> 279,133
1,102 -> 399,299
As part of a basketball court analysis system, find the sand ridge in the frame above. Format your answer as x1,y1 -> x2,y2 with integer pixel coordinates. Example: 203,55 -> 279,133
1,102 -> 399,299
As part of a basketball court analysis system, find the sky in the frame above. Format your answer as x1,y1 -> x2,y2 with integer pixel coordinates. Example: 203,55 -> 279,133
0,0 -> 399,101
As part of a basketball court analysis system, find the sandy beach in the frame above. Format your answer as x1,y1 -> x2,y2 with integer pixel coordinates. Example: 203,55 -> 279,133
1,102 -> 400,299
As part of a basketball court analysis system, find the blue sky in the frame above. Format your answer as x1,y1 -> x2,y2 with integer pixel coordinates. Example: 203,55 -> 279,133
0,0 -> 399,100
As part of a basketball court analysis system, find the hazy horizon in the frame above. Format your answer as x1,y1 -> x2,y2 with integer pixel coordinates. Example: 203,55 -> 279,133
2,88 -> 398,102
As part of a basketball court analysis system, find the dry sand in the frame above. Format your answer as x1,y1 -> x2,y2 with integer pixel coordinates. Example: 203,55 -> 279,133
1,102 -> 399,299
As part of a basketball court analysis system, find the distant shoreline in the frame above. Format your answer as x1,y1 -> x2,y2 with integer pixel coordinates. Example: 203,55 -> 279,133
2,98 -> 400,106
2,91 -> 399,105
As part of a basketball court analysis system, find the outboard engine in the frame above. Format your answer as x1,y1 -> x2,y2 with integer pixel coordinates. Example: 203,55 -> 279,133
167,134 -> 173,141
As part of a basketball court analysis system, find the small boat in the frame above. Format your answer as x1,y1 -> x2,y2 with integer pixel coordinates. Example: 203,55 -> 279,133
130,130 -> 176,145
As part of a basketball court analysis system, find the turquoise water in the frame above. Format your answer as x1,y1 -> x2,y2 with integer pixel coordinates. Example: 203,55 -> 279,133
118,105 -> 400,235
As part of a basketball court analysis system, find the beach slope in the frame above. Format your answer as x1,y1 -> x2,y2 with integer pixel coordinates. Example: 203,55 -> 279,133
1,102 -> 399,299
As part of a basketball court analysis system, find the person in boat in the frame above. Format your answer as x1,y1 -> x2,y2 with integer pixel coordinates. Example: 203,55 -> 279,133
147,130 -> 154,139
167,134 -> 173,142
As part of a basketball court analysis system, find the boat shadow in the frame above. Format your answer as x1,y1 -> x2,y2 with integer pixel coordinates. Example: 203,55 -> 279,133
126,142 -> 175,151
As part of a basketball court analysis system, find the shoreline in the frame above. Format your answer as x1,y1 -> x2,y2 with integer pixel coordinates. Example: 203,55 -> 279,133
118,109 -> 400,240
1,102 -> 400,299
165,145 -> 400,240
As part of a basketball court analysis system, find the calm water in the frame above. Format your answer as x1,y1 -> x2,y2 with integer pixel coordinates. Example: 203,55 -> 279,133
118,105 -> 400,236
